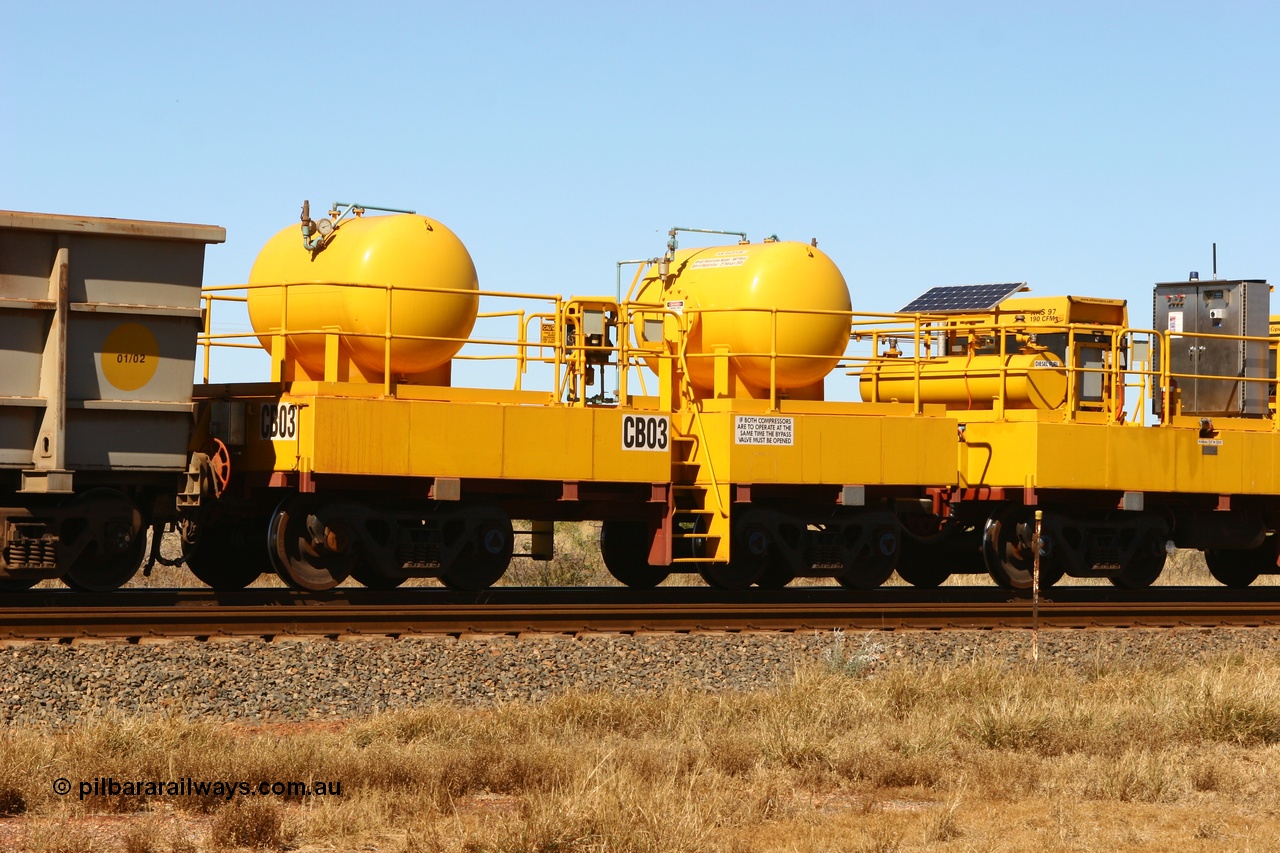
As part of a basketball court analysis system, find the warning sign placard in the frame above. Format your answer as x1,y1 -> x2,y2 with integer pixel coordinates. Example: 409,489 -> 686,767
734,415 -> 794,446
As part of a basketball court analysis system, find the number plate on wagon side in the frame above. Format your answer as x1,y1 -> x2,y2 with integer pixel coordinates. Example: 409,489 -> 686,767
621,414 -> 669,451
260,402 -> 300,441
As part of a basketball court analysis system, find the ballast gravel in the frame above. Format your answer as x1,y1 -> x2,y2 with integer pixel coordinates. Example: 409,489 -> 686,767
3,628 -> 1280,725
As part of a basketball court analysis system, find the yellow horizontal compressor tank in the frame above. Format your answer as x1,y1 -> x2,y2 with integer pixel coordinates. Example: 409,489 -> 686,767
636,241 -> 851,393
859,350 -> 1068,410
248,213 -> 479,382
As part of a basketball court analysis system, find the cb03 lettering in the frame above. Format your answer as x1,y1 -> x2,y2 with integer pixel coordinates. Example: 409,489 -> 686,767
261,403 -> 298,440
622,415 -> 668,451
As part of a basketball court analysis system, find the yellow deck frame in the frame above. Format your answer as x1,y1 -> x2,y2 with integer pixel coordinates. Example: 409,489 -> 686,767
960,418 -> 1280,495
217,384 -> 670,486
689,401 -> 957,488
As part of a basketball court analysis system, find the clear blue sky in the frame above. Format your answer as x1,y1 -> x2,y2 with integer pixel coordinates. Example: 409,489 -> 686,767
5,1 -> 1278,386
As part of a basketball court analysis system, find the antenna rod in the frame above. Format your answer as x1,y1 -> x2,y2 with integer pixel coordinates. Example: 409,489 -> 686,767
1213,243 -> 1217,279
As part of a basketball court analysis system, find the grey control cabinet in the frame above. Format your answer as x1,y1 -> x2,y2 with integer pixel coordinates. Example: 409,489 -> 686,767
1153,279 -> 1269,417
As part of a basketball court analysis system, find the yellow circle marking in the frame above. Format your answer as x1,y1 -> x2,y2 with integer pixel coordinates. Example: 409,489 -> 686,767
101,323 -> 160,391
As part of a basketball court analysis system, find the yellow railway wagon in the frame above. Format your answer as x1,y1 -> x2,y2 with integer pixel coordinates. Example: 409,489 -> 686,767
190,210 -> 958,593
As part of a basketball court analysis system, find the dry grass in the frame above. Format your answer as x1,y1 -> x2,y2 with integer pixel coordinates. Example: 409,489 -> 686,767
6,650 -> 1280,850
207,799 -> 293,850
503,521 -> 611,587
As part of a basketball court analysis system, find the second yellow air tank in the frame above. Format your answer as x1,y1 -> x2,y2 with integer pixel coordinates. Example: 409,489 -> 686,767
636,240 -> 852,394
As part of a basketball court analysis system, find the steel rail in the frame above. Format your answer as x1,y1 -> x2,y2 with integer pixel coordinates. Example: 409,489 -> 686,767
1,587 -> 1279,639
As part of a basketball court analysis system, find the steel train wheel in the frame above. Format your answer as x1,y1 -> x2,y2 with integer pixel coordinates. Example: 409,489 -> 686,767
982,508 -> 1063,590
836,523 -> 899,590
698,562 -> 762,589
599,520 -> 669,588
1205,536 -> 1278,588
754,556 -> 795,589
61,489 -> 146,592
184,521 -> 271,591
1108,555 -> 1165,588
439,514 -> 513,591
62,540 -> 145,592
1205,551 -> 1261,588
895,517 -> 978,588
1109,534 -> 1168,589
700,521 -> 770,590
894,559 -> 951,589
267,494 -> 355,592
351,559 -> 407,590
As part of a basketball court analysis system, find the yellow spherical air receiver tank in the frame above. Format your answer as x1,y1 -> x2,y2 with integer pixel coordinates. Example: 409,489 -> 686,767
248,213 -> 479,383
636,240 -> 851,396
859,350 -> 1068,410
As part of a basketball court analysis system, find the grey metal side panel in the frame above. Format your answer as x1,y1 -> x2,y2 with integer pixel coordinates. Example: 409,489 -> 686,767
0,409 -> 38,466
0,308 -> 48,398
1192,284 -> 1236,414
68,234 -> 205,310
1153,280 -> 1270,417
0,211 -> 223,481
0,230 -> 58,297
1243,281 -> 1269,415
1153,284 -> 1199,415
65,312 -> 199,405
65,410 -> 191,470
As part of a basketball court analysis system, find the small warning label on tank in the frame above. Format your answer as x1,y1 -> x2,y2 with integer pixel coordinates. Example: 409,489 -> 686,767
735,416 -> 794,446
1032,359 -> 1057,368
665,300 -> 684,315
690,256 -> 749,270
1197,438 -> 1223,446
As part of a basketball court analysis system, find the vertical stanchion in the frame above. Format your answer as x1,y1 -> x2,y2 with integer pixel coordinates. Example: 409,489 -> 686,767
1032,509 -> 1043,664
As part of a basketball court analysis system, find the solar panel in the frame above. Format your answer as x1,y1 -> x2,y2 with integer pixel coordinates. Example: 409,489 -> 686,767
898,283 -> 1027,314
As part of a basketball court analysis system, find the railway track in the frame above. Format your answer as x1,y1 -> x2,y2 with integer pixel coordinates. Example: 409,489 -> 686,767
2,587 -> 1280,640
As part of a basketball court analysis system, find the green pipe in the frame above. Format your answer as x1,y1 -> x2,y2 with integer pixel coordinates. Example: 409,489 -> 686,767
616,258 -> 656,302
331,202 -> 418,215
